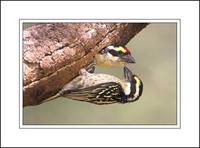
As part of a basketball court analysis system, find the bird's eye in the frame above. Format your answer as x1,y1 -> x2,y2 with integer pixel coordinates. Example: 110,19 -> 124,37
100,49 -> 105,54
100,48 -> 109,54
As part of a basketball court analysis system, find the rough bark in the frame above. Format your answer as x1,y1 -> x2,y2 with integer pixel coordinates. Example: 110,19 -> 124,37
23,23 -> 149,106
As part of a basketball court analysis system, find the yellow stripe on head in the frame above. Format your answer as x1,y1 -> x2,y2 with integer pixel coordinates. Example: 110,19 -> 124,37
114,46 -> 127,53
134,76 -> 141,86
133,76 -> 141,98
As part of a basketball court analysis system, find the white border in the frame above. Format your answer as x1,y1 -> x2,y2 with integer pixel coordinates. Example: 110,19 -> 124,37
20,19 -> 181,129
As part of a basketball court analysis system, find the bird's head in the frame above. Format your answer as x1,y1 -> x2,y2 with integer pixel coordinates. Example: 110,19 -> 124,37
95,45 -> 136,67
123,66 -> 143,102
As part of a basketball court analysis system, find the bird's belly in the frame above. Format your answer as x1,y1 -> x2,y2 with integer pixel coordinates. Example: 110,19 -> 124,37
81,74 -> 121,88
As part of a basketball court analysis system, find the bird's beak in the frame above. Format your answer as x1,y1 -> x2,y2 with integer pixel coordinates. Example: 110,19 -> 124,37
124,66 -> 133,81
121,54 -> 136,63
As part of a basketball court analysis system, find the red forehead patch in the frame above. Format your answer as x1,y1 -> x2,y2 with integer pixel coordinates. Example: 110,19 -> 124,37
124,47 -> 130,53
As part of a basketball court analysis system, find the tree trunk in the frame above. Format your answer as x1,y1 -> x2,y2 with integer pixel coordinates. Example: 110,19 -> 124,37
23,23 -> 149,106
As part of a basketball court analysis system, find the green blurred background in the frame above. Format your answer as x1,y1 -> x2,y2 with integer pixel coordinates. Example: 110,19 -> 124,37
23,23 -> 177,125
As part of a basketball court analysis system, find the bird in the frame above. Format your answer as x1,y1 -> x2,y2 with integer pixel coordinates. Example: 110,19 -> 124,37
42,66 -> 143,105
95,45 -> 136,67
85,45 -> 136,73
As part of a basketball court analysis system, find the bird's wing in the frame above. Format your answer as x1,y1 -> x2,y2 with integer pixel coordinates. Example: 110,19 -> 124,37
65,82 -> 127,105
